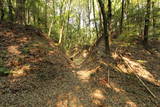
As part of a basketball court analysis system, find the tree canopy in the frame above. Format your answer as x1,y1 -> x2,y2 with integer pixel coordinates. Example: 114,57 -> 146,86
0,0 -> 159,52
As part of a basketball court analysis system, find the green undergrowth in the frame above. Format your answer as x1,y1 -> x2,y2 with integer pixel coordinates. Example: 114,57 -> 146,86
0,66 -> 10,76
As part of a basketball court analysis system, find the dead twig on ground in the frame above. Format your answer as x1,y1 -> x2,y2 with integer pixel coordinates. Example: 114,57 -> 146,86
99,56 -> 157,98
118,54 -> 157,98
135,74 -> 156,98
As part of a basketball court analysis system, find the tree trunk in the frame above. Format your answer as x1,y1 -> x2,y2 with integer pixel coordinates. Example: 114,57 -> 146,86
45,0 -> 48,29
152,1 -> 156,37
27,8 -> 30,24
58,1 -> 65,48
48,0 -> 56,37
87,0 -> 91,38
97,0 -> 110,54
7,0 -> 14,21
99,7 -> 103,37
66,0 -> 72,35
143,0 -> 151,47
92,0 -> 99,38
78,13 -> 81,37
16,0 -> 26,24
59,26 -> 64,45
108,0 -> 112,44
0,0 -> 4,21
120,0 -> 125,34
48,19 -> 54,37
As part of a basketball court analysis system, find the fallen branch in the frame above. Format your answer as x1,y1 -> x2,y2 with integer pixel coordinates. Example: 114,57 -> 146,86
99,59 -> 157,98
135,74 -> 156,98
119,54 -> 157,98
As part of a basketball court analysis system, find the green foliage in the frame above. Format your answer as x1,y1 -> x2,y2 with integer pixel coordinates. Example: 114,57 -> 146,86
1,0 -> 160,52
118,32 -> 137,43
0,66 -> 10,76
0,58 -> 4,66
22,47 -> 30,54
1,50 -> 8,56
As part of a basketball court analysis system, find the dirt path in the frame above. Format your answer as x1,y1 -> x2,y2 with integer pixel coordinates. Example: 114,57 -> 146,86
0,23 -> 160,107
1,59 -> 160,107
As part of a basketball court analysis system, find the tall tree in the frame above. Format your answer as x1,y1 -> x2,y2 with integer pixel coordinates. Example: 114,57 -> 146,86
98,6 -> 103,38
152,1 -> 156,36
97,0 -> 110,53
0,0 -> 4,21
66,0 -> 72,35
87,0 -> 92,37
92,0 -> 99,38
48,0 -> 56,37
120,0 -> 125,34
7,0 -> 14,21
45,0 -> 48,29
108,0 -> 112,44
143,0 -> 151,47
16,0 -> 26,24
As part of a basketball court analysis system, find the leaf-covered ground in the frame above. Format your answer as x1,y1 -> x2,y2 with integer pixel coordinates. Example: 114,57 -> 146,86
0,23 -> 160,107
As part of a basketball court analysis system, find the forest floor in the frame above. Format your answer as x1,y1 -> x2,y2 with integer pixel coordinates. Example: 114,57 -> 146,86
0,23 -> 160,107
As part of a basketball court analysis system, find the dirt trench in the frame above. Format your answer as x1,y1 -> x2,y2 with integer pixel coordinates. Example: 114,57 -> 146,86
0,23 -> 160,107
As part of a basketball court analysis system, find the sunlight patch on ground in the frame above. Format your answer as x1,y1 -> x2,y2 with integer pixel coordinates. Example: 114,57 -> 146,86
90,89 -> 105,106
55,93 -> 83,107
125,100 -> 137,107
110,82 -> 125,93
92,99 -> 102,106
112,52 -> 119,59
16,36 -> 30,43
76,67 -> 100,82
121,56 -> 160,86
91,89 -> 105,100
112,52 -> 160,86
11,65 -> 30,77
48,50 -> 56,55
104,81 -> 126,93
7,45 -> 21,55
56,99 -> 69,107
99,80 -> 138,107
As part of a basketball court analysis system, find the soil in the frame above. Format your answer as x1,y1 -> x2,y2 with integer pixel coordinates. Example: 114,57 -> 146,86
0,23 -> 160,107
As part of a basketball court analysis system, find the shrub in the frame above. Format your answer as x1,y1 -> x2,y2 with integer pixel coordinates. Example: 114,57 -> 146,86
0,66 -> 10,76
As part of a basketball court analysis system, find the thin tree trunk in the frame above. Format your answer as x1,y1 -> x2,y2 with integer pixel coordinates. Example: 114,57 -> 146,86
108,0 -> 112,44
66,0 -> 72,35
78,0 -> 81,40
120,0 -> 125,34
58,1 -> 65,47
27,8 -> 30,24
48,19 -> 54,37
78,13 -> 81,37
16,0 -> 26,24
0,0 -> 4,21
37,9 -> 39,25
99,8 -> 103,36
143,0 -> 151,47
92,0 -> 99,38
58,26 -> 64,45
48,0 -> 56,37
138,1 -> 143,36
7,0 -> 14,21
97,0 -> 110,53
45,0 -> 48,29
152,1 -> 156,36
87,0 -> 91,38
